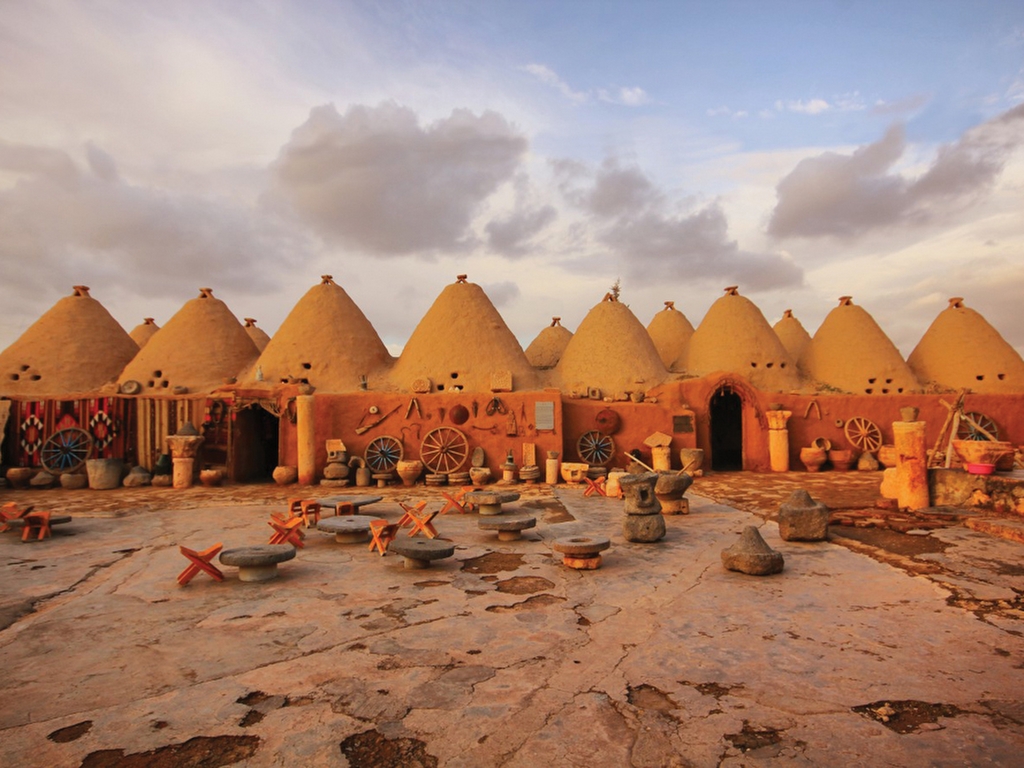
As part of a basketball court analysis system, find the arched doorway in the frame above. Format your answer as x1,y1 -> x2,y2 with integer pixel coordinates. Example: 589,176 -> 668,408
710,386 -> 743,471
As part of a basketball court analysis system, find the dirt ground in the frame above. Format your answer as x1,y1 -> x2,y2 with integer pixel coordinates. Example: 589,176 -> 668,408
2,472 -> 1023,767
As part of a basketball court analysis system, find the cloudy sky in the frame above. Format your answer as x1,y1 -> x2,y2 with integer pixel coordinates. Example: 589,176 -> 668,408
2,0 -> 1023,358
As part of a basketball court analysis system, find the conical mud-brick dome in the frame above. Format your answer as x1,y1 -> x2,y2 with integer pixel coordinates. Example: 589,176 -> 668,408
687,287 -> 802,392
908,297 -> 1024,394
243,318 -> 272,353
554,293 -> 668,395
240,276 -> 393,392
387,276 -> 540,393
0,286 -> 138,398
799,296 -> 920,395
129,318 -> 160,348
525,317 -> 573,369
773,309 -> 812,362
118,288 -> 259,396
647,301 -> 694,372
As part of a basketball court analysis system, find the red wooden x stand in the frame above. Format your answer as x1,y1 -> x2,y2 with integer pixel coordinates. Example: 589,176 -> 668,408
268,516 -> 306,548
368,519 -> 400,556
583,476 -> 607,498
22,510 -> 53,541
1,502 -> 33,533
397,500 -> 426,529
401,504 -> 440,539
177,543 -> 224,586
334,501 -> 355,516
440,486 -> 474,515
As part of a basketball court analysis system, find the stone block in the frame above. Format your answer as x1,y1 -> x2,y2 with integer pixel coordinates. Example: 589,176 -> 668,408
623,513 -> 666,542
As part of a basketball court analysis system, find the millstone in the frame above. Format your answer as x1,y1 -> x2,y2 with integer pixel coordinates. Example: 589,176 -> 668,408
777,489 -> 829,542
623,513 -> 666,542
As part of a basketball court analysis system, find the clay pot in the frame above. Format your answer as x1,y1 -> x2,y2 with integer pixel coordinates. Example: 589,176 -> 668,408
951,440 -> 1014,469
396,460 -> 423,487
811,437 -> 832,452
272,465 -> 298,485
799,447 -> 827,472
469,466 -> 492,487
5,467 -> 37,489
199,468 -> 224,487
827,449 -> 856,472
900,406 -> 919,422
678,448 -> 704,474
355,467 -> 372,487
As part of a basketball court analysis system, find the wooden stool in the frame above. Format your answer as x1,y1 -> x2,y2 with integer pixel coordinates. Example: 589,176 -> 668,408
583,476 -> 607,498
369,519 -> 400,556
177,543 -> 225,586
22,511 -> 53,541
440,486 -> 474,515
1,502 -> 33,533
268,516 -> 305,548
299,500 -> 322,528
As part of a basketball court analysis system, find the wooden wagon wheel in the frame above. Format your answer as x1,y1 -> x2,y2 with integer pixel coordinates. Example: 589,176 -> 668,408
844,417 -> 882,452
420,426 -> 469,474
364,435 -> 403,473
40,427 -> 94,474
957,412 -> 999,441
577,430 -> 615,466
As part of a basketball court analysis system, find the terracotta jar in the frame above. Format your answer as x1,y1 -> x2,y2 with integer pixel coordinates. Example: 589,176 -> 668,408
828,449 -> 856,471
396,460 -> 423,487
800,446 -> 827,472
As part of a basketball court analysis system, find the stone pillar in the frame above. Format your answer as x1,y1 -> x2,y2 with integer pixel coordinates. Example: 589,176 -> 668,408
296,394 -> 317,485
166,427 -> 204,490
545,452 -> 560,485
766,409 -> 792,473
893,420 -> 929,510
172,458 -> 195,489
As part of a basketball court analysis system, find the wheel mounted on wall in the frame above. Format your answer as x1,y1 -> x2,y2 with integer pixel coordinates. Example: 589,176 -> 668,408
419,426 -> 469,474
843,417 -> 882,453
364,435 -> 403,473
40,427 -> 94,474
577,429 -> 615,466
957,412 -> 999,441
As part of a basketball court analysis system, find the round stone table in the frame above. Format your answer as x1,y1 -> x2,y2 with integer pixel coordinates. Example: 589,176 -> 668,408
388,538 -> 456,569
552,535 -> 610,570
317,515 -> 375,543
465,490 -> 520,516
219,544 -> 296,582
478,514 -> 536,541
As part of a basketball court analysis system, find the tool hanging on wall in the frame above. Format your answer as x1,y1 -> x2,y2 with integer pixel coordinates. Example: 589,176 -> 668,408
401,424 -> 421,443
506,410 -> 518,437
405,398 -> 422,419
472,400 -> 479,417
471,425 -> 498,434
355,404 -> 401,435
486,397 -> 507,416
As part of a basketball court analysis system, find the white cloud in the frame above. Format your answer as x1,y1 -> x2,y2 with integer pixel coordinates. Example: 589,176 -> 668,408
522,64 -> 589,104
776,98 -> 832,115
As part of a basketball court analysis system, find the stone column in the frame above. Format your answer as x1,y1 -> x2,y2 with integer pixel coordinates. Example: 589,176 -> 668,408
166,427 -> 204,490
893,420 -> 929,510
766,410 -> 792,473
296,394 -> 317,485
545,452 -> 560,485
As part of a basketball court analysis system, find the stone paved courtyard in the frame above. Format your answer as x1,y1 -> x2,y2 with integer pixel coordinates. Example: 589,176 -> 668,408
1,475 -> 1023,766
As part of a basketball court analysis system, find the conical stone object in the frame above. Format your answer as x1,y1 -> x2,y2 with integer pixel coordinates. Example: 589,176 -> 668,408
721,526 -> 784,575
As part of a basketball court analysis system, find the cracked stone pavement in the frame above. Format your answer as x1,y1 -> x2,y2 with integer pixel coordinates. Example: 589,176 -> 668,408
1,476 -> 1023,766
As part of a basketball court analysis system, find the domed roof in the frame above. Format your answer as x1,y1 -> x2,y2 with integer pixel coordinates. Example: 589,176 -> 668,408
646,301 -> 694,372
799,296 -> 920,395
118,288 -> 259,396
239,276 -> 392,392
386,275 -> 539,393
243,318 -> 272,353
907,297 -> 1024,393
773,309 -> 812,362
0,286 -> 138,398
524,317 -> 573,369
687,287 -> 802,392
554,293 -> 668,395
129,317 -> 160,348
